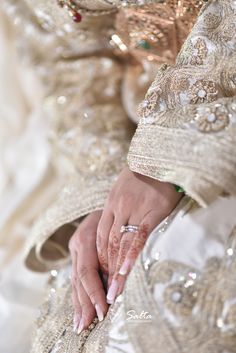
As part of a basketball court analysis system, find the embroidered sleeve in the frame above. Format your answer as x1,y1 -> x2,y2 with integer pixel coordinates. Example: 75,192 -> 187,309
128,0 -> 236,207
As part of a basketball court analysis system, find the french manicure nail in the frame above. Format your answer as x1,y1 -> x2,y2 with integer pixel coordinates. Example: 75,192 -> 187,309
95,304 -> 104,322
106,280 -> 119,304
73,313 -> 81,332
77,318 -> 84,335
119,259 -> 131,276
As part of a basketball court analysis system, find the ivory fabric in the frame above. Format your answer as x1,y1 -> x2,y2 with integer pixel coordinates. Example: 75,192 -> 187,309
0,10 -> 49,353
0,0 -> 236,352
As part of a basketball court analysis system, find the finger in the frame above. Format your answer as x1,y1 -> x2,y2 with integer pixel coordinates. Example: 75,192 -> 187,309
76,278 -> 96,334
107,214 -> 140,304
115,214 -> 141,277
97,210 -> 114,274
109,211 -> 159,303
71,283 -> 82,332
106,231 -> 133,304
77,262 -> 108,323
76,217 -> 108,326
120,211 -> 159,276
107,214 -> 129,287
70,249 -> 82,330
107,233 -> 132,304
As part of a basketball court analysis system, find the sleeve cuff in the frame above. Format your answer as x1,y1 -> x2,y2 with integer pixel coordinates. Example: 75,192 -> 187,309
24,176 -> 116,272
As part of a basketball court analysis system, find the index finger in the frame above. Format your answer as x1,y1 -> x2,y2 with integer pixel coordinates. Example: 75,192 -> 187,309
77,257 -> 108,321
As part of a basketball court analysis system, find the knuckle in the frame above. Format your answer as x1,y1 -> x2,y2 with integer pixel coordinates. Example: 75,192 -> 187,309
118,193 -> 132,211
69,227 -> 86,250
81,302 -> 93,314
88,287 -> 102,302
78,265 -> 90,281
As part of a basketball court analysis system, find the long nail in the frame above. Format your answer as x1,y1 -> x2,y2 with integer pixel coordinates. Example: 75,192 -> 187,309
73,313 -> 81,332
119,259 -> 132,276
77,318 -> 84,335
106,280 -> 119,304
95,304 -> 104,322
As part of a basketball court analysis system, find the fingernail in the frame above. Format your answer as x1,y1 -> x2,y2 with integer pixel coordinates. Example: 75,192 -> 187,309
73,313 -> 80,332
119,259 -> 131,276
95,304 -> 104,322
106,280 -> 119,304
77,318 -> 84,335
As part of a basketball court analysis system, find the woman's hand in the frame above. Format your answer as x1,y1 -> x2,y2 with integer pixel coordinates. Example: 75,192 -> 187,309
69,211 -> 108,334
97,166 -> 183,304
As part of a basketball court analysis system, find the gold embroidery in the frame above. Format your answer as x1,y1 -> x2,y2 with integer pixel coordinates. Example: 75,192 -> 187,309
203,13 -> 221,29
122,226 -> 236,353
137,90 -> 161,118
115,1 -> 202,64
190,38 -> 208,65
57,0 -> 117,22
189,80 -> 218,104
195,104 -> 230,133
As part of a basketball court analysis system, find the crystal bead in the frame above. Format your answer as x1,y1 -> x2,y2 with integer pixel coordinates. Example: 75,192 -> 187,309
51,270 -> 58,277
197,89 -> 206,98
171,291 -> 182,303
72,12 -> 82,23
184,280 -> 194,288
144,258 -> 151,270
217,318 -> 224,328
207,113 -> 216,122
57,96 -> 67,105
153,251 -> 160,261
138,39 -> 151,50
227,248 -> 234,256
188,272 -> 197,280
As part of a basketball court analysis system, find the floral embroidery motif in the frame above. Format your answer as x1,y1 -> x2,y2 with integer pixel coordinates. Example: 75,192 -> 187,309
203,13 -> 221,30
164,282 -> 199,317
189,80 -> 218,104
137,90 -> 160,118
195,104 -> 230,132
221,23 -> 236,42
190,38 -> 208,65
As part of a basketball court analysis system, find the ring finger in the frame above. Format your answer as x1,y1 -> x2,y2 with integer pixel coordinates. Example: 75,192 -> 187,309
107,214 -> 129,287
107,216 -> 141,304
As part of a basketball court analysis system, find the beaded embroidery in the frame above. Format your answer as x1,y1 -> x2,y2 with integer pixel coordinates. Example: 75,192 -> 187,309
57,0 -> 117,22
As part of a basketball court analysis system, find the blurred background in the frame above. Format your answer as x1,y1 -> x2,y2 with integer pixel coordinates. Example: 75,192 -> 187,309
0,11 -> 49,353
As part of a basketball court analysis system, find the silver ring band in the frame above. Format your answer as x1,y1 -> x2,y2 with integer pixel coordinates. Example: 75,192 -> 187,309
120,225 -> 139,234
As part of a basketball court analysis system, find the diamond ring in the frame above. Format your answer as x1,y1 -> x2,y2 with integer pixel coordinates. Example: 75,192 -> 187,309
120,225 -> 139,234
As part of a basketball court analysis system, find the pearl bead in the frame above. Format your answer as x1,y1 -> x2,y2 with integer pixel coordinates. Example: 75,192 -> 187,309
198,89 -> 207,98
171,291 -> 182,303
207,113 -> 216,122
